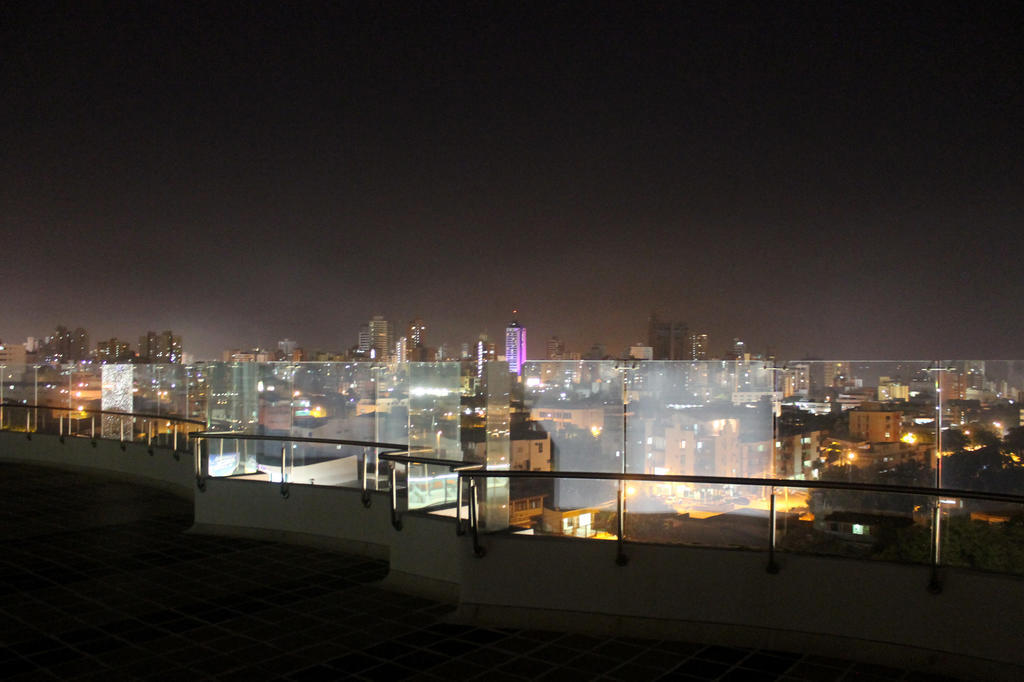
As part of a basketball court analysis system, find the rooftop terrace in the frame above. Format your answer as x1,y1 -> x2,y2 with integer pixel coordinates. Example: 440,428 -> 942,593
1,463 -> 968,681
1,359 -> 1023,680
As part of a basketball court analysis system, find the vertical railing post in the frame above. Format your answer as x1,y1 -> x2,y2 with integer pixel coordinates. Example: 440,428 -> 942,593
389,461 -> 402,530
279,442 -> 290,498
59,414 -> 64,437
616,480 -> 628,565
173,424 -> 178,451
929,500 -> 943,593
195,437 -> 207,491
91,417 -> 95,440
455,471 -> 466,535
767,486 -> 779,573
469,476 -> 485,557
361,447 -> 371,507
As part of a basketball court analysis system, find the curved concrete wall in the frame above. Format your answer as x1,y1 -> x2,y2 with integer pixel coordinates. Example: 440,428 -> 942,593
0,431 -> 195,498
457,532 -> 1024,680
3,432 -> 1021,680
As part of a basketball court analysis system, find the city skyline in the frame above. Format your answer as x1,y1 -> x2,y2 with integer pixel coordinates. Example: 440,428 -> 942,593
3,4 -> 1022,360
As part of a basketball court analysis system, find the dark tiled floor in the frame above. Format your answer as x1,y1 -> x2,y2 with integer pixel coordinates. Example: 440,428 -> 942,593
0,463 -> 968,681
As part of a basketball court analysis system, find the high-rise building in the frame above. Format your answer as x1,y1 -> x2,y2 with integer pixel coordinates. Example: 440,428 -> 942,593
688,332 -> 708,360
476,335 -> 496,379
0,340 -> 28,366
139,331 -> 183,363
96,338 -> 133,363
357,324 -> 371,355
546,336 -> 566,360
395,336 -> 408,364
727,338 -> 747,361
505,312 -> 527,375
407,319 -> 426,349
44,325 -> 90,363
368,315 -> 393,361
647,313 -> 687,360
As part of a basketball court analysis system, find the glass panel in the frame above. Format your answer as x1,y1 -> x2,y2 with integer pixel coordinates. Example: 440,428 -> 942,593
482,361 -> 511,531
101,364 -> 134,440
781,361 -> 937,487
938,497 -> 1024,575
506,475 -> 614,540
625,480 -> 768,549
627,360 -> 775,477
185,364 -> 209,422
521,361 -> 623,513
776,485 -> 933,564
617,360 -> 775,547
936,360 -> 1024,496
205,362 -> 260,431
406,362 -> 461,509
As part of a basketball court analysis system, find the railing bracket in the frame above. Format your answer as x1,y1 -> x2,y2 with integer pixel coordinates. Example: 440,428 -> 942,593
616,552 -> 628,566
120,442 -> 127,451
91,440 -> 97,448
361,491 -> 371,508
196,475 -> 206,492
280,483 -> 290,499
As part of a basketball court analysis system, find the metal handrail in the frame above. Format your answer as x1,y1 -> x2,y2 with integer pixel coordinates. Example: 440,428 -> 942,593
378,451 -> 1024,585
0,400 -> 204,453
193,431 -> 414,450
0,401 -> 206,426
377,452 -> 476,469
453,469 -> 1024,506
378,451 -> 484,545
188,430 -> 434,507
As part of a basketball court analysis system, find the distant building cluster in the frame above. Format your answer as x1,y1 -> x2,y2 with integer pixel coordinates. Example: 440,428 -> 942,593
6,309 -> 775,370
0,326 -> 183,365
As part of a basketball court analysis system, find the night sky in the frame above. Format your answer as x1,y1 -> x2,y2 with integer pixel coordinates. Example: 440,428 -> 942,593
3,2 -> 1022,360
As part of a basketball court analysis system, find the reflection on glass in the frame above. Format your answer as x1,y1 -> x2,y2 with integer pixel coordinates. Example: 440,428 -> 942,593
779,361 -> 938,488
775,486 -> 932,564
407,362 -> 461,509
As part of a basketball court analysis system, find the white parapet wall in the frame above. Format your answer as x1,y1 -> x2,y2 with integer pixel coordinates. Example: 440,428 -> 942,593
0,431 -> 195,498
5,430 -> 1023,680
191,477 -> 394,560
456,532 -> 1024,680
191,476 -> 464,601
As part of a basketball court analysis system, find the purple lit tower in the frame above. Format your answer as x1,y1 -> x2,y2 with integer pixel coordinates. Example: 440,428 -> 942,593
505,311 -> 527,375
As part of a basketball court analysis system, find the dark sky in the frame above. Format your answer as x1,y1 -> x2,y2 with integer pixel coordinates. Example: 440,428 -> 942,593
2,2 -> 1022,360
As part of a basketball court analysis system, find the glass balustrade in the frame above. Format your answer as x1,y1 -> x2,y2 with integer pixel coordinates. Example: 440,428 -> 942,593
2,358 -> 1022,576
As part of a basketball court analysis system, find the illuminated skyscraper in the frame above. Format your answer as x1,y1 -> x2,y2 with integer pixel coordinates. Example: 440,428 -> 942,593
476,335 -> 496,379
357,324 -> 371,355
505,312 -> 527,375
368,315 -> 393,361
138,330 -> 182,364
407,318 -> 426,348
688,332 -> 708,360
